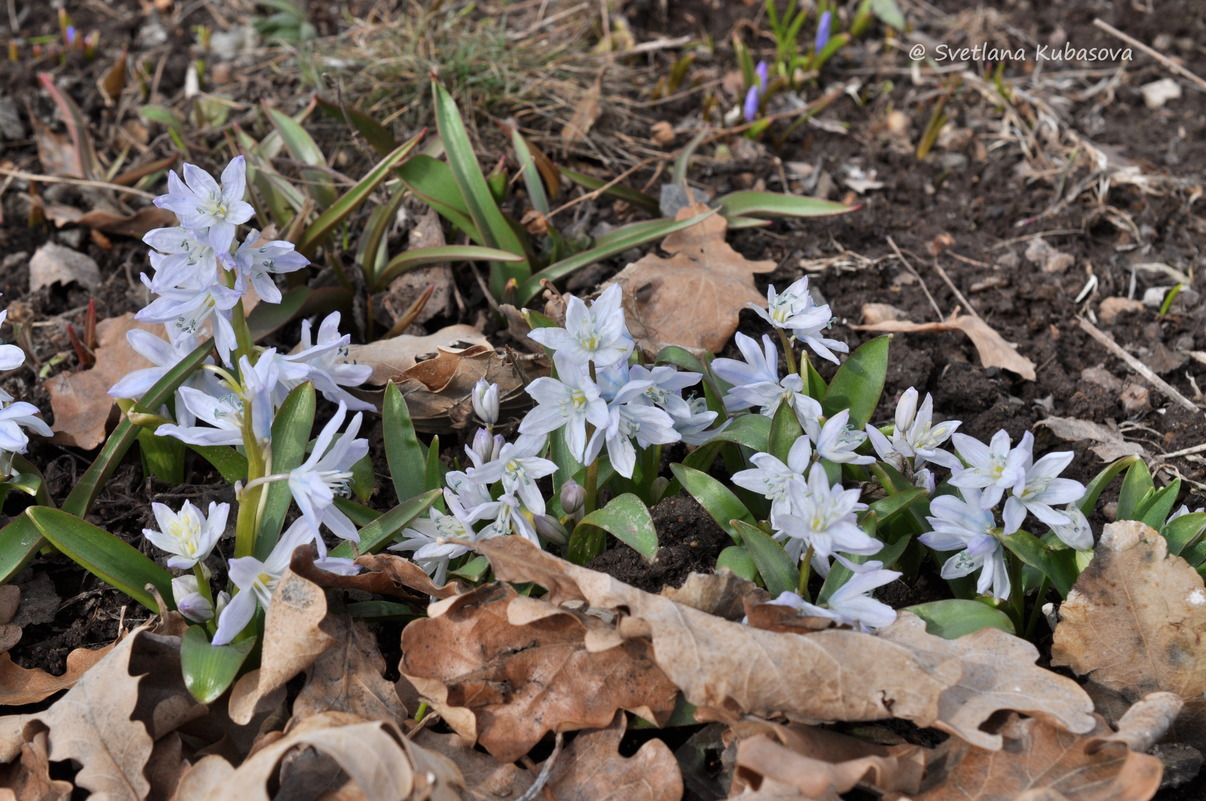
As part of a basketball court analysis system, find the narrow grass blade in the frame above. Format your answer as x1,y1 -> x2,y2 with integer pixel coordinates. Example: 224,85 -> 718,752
29,507 -> 173,613
357,188 -> 407,289
263,102 -> 337,209
715,190 -> 858,219
559,166 -> 660,216
372,245 -> 523,293
247,286 -> 351,341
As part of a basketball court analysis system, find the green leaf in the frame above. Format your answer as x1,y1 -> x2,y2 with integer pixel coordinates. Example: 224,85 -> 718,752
29,508 -> 173,613
424,434 -> 446,496
296,134 -> 423,258
63,338 -> 213,519
6,455 -> 51,507
822,336 -> 889,428
769,402 -> 803,463
187,444 -> 249,484
1116,460 -> 1155,521
1135,479 -> 1180,531
383,382 -> 427,502
450,555 -> 491,582
1076,454 -> 1141,516
372,245 -> 524,293
330,489 -> 440,558
433,81 -> 530,297
566,522 -> 606,565
263,103 -> 337,209
870,0 -> 906,29
577,494 -> 659,563
1163,512 -> 1206,556
670,463 -> 754,543
999,530 -> 1079,598
396,154 -> 480,240
716,545 -> 757,581
256,383 -> 317,559
701,413 -> 771,453
138,426 -> 184,484
333,497 -> 381,527
905,599 -> 1014,639
247,286 -> 352,341
734,520 -> 798,597
356,188 -> 407,288
865,487 -> 927,528
508,125 -> 550,215
0,514 -> 50,588
714,191 -> 857,220
180,625 -> 254,703
517,211 -> 715,305
654,345 -> 708,374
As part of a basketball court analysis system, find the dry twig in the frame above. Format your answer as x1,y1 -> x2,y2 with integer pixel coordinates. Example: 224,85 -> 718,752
1077,317 -> 1200,413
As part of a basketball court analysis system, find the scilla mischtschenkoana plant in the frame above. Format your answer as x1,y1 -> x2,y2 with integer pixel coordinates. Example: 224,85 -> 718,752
4,154 -> 1204,702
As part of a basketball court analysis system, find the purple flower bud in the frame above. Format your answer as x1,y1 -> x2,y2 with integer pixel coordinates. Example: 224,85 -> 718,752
560,479 -> 586,514
65,25 -> 77,46
533,513 -> 569,545
815,10 -> 832,53
743,86 -> 760,123
755,60 -> 769,92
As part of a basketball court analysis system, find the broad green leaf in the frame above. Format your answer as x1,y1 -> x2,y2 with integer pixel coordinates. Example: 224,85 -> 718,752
1116,460 -> 1155,521
517,211 -> 715,305
905,599 -> 1014,639
1135,479 -> 1180,531
670,463 -> 753,542
0,514 -> 48,587
451,555 -> 491,582
999,530 -> 1078,598
577,494 -> 659,563
384,382 -> 428,502
822,335 -> 889,428
396,154 -> 480,240
870,0 -> 906,29
805,360 -> 827,399
255,383 -> 316,559
714,190 -> 857,220
263,103 -> 337,208
865,487 -> 927,528
716,545 -> 757,581
654,345 -> 708,374
1076,454 -> 1141,516
424,434 -> 445,496
701,413 -> 771,453
6,455 -> 51,507
187,443 -> 250,484
566,521 -> 606,565
734,520 -> 798,597
330,489 -> 440,558
29,507 -> 172,613
558,166 -> 660,216
1163,512 -> 1206,556
64,338 -> 213,518
333,497 -> 381,526
372,245 -> 523,293
433,81 -> 530,297
138,426 -> 184,484
769,402 -> 803,464
297,133 -> 422,258
181,625 -> 254,703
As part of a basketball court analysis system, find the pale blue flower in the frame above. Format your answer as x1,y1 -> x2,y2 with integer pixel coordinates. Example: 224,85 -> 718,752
143,499 -> 229,570
921,487 -> 1009,600
288,401 -> 368,543
527,284 -> 633,368
228,229 -> 309,304
153,156 -> 255,254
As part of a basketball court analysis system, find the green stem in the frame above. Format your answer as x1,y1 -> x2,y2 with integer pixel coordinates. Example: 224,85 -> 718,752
229,298 -> 255,367
797,543 -> 815,600
1024,575 -> 1050,640
777,327 -> 798,378
1006,548 -> 1025,632
583,451 -> 600,516
233,392 -> 270,560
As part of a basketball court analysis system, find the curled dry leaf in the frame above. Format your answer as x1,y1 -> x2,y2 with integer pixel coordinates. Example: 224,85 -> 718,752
42,204 -> 178,239
1085,693 -> 1184,755
0,642 -> 114,706
411,729 -> 535,801
903,713 -> 1163,801
545,713 -> 683,801
45,314 -> 164,449
0,729 -> 72,801
470,537 -> 1095,750
609,203 -> 777,355
854,314 -> 1037,381
400,583 -> 680,763
345,324 -> 490,385
1037,417 -> 1147,462
29,242 -> 102,293
26,629 -> 155,801
728,720 -> 925,799
293,614 -> 408,725
229,563 -> 334,726
180,711 -> 464,801
1052,520 -> 1206,752
297,550 -> 464,600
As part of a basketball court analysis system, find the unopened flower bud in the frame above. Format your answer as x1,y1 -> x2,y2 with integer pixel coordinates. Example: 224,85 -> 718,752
171,576 -> 214,623
560,479 -> 586,515
468,427 -> 504,465
533,513 -> 569,545
472,378 -> 500,426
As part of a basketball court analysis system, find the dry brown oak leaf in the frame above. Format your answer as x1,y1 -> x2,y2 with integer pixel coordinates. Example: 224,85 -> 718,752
544,712 -> 683,801
1052,520 -> 1206,752
293,614 -> 408,725
400,582 -> 680,763
897,713 -> 1163,801
470,537 -> 1095,751
610,203 -> 776,355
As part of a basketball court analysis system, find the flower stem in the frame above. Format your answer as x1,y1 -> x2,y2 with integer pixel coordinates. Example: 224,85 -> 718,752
777,328 -> 798,378
230,298 -> 255,366
797,543 -> 815,600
